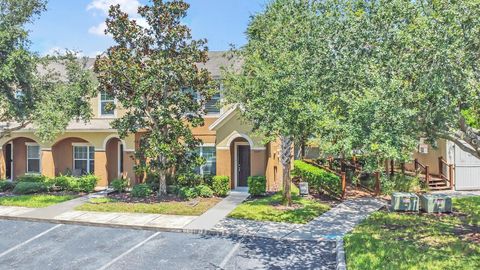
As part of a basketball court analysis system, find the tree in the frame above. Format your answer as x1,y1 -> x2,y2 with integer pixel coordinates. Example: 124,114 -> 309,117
0,0 -> 97,143
313,0 -> 480,173
94,0 -> 213,196
223,0 -> 324,205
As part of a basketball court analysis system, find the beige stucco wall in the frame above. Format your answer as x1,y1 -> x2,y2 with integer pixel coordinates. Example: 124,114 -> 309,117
406,139 -> 447,175
214,111 -> 265,149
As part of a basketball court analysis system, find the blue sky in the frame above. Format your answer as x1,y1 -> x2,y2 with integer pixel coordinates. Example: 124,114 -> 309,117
29,0 -> 268,56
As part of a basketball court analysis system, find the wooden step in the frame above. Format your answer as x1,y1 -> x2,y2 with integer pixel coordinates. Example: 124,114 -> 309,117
429,186 -> 451,191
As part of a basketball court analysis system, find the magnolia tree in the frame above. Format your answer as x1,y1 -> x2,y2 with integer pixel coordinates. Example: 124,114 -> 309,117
94,0 -> 213,196
313,0 -> 480,171
0,0 -> 97,143
223,0 -> 325,205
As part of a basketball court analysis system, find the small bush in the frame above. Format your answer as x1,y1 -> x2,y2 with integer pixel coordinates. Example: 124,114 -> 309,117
0,180 -> 16,192
51,176 -> 74,191
212,176 -> 230,197
292,160 -> 341,197
12,182 -> 48,195
68,175 -> 98,193
195,185 -> 214,198
111,178 -> 128,193
131,184 -> 152,198
176,172 -> 202,187
16,175 -> 47,183
248,176 -> 266,196
177,187 -> 198,200
145,172 -> 160,191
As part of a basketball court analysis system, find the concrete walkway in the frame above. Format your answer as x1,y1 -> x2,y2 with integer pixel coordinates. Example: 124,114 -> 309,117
184,191 -> 249,230
0,191 -> 249,232
213,197 -> 386,241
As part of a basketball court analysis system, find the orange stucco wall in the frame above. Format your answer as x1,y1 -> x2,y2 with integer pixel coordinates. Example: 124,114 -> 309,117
52,138 -> 88,176
12,138 -> 35,179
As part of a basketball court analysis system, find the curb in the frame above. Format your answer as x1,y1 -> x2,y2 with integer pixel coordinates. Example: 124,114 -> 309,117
336,237 -> 346,270
0,214 -> 335,244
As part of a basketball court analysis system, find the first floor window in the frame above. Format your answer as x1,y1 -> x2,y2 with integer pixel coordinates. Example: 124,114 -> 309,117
26,144 -> 40,173
73,145 -> 95,175
196,146 -> 216,176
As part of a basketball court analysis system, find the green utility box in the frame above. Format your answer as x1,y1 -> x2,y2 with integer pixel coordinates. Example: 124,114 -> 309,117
391,192 -> 419,212
420,194 -> 452,213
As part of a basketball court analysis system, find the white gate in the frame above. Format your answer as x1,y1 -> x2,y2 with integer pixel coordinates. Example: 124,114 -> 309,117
454,144 -> 480,191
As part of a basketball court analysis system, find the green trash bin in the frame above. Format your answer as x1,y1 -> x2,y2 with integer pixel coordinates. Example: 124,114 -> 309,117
420,194 -> 452,213
391,192 -> 419,212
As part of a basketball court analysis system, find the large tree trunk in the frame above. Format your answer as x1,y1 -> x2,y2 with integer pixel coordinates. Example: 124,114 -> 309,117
158,156 -> 167,197
280,135 -> 293,206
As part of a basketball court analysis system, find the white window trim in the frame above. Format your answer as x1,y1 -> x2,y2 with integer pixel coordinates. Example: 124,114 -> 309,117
98,92 -> 117,118
234,142 -> 250,188
197,145 -> 216,176
72,143 -> 95,174
25,142 -> 41,174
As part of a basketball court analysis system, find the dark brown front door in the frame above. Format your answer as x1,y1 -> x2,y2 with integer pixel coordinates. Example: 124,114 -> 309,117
237,145 -> 250,187
5,144 -> 12,180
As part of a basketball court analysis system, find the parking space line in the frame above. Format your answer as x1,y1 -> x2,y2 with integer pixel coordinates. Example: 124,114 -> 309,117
0,224 -> 63,258
97,232 -> 161,270
219,240 -> 242,269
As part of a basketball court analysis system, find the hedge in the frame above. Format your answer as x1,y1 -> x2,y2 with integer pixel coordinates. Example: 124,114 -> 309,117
248,176 -> 266,196
292,160 -> 342,197
0,180 -> 16,192
13,182 -> 48,195
212,176 -> 230,197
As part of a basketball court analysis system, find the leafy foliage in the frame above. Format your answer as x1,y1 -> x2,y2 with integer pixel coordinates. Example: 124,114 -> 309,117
247,176 -> 266,196
12,182 -> 47,194
111,178 -> 128,193
16,175 -> 47,183
0,180 -> 15,192
292,160 -> 341,198
94,0 -> 214,196
211,176 -> 230,197
195,184 -> 213,198
0,0 -> 96,142
131,184 -> 152,198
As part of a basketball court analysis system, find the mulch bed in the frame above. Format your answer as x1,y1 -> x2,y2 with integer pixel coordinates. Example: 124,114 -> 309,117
106,192 -> 202,205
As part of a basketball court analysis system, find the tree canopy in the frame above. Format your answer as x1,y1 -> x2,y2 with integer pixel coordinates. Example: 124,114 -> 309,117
0,0 -> 97,143
94,0 -> 214,195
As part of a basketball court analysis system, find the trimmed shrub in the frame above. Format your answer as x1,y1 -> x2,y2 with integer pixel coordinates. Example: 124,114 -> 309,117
131,184 -> 152,198
177,187 -> 198,200
292,160 -> 341,197
248,176 -> 266,196
51,176 -> 73,191
195,185 -> 214,198
16,175 -> 47,183
68,175 -> 98,193
12,182 -> 48,195
176,172 -> 203,187
212,176 -> 230,197
111,178 -> 128,193
0,180 -> 15,192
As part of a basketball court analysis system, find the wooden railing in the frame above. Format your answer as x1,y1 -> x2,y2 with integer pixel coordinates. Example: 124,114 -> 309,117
414,158 -> 430,185
438,156 -> 454,189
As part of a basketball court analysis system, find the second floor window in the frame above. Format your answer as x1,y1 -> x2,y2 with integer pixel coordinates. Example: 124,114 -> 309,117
205,93 -> 221,115
100,92 -> 115,116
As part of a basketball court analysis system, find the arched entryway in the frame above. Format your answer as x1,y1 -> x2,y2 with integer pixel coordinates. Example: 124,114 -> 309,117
2,137 -> 41,180
104,136 -> 124,185
230,137 -> 251,188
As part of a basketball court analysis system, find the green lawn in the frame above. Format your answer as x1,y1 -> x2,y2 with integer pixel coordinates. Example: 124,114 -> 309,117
75,197 -> 221,216
344,196 -> 480,270
0,195 -> 77,208
228,192 -> 331,224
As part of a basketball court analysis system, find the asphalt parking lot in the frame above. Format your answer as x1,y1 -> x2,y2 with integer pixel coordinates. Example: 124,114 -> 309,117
0,220 -> 336,270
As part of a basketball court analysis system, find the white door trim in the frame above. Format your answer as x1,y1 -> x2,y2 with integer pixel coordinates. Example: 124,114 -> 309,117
234,142 -> 250,188
7,142 -> 13,181
117,143 -> 123,178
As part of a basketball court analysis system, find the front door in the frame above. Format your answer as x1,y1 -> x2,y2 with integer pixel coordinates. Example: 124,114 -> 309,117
237,145 -> 250,187
5,143 -> 12,180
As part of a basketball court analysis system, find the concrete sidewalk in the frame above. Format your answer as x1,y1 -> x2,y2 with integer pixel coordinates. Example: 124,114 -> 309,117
184,191 -> 249,230
213,197 -> 386,241
0,191 -> 249,233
